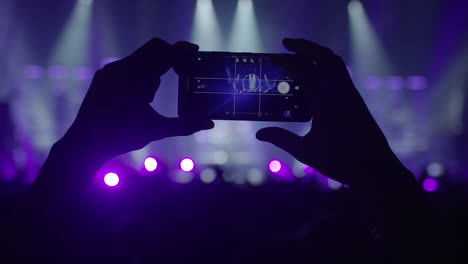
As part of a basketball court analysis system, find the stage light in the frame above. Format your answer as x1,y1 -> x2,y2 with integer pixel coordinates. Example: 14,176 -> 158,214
104,172 -> 119,187
50,0 -> 93,66
422,178 -> 438,192
426,162 -> 444,178
228,0 -> 262,52
200,168 -> 217,183
348,0 -> 392,77
268,159 -> 282,173
144,157 -> 158,172
180,158 -> 195,172
191,0 -> 222,50
79,0 -> 93,5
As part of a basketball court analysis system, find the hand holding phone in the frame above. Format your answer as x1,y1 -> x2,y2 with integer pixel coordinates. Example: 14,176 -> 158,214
178,51 -> 314,122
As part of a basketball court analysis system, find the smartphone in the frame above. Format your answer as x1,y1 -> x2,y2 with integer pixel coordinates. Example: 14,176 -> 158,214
178,51 -> 312,122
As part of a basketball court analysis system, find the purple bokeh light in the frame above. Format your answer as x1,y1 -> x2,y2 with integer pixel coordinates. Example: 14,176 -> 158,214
268,159 -> 282,173
407,76 -> 427,90
363,76 -> 381,89
144,157 -> 158,172
180,158 -> 195,172
48,66 -> 68,79
304,166 -> 315,174
422,178 -> 438,192
386,76 -> 404,90
104,172 -> 120,187
24,65 -> 44,79
73,66 -> 93,80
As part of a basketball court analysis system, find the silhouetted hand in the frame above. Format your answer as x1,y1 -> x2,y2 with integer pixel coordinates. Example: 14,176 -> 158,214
257,38 -> 406,189
61,38 -> 214,164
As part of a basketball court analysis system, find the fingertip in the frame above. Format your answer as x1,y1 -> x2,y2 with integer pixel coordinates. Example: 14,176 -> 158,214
145,37 -> 171,50
283,38 -> 301,52
255,128 -> 269,141
174,41 -> 199,54
200,119 -> 215,130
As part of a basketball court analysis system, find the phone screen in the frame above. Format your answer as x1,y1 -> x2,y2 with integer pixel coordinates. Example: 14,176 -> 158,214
178,52 -> 311,122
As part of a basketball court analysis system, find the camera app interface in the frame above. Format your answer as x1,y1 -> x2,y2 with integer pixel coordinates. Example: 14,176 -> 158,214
189,54 -> 301,120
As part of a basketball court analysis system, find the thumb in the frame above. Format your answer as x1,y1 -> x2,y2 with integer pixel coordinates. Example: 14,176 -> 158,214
256,127 -> 302,152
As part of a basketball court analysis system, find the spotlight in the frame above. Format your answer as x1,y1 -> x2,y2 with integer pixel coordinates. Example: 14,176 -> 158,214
268,159 -> 282,173
228,0 -> 261,52
180,158 -> 195,172
79,0 -> 93,5
104,172 -> 119,187
422,178 -> 438,192
192,0 -> 222,50
144,157 -> 158,172
348,0 -> 363,14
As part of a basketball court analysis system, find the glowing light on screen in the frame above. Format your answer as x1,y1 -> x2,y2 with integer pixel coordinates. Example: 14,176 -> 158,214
104,172 -> 120,187
144,157 -> 158,172
180,158 -> 195,172
268,159 -> 282,173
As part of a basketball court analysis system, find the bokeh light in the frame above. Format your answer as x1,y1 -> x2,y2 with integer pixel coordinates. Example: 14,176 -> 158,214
144,157 -> 158,172
180,158 -> 195,172
427,162 -> 444,178
104,172 -> 119,187
422,178 -> 438,192
268,159 -> 282,173
200,168 -> 217,183
247,168 -> 265,186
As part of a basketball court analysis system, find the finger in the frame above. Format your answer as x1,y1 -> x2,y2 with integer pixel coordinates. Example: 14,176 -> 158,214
271,55 -> 316,93
159,117 -> 215,138
256,127 -> 302,153
173,41 -> 199,76
129,37 -> 175,76
173,41 -> 199,54
283,38 -> 333,62
102,38 -> 175,102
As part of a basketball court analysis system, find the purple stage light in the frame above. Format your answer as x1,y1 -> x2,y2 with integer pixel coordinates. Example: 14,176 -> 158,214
422,178 -> 438,192
269,159 -> 282,173
180,158 -> 195,172
144,157 -> 158,172
104,172 -> 120,187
